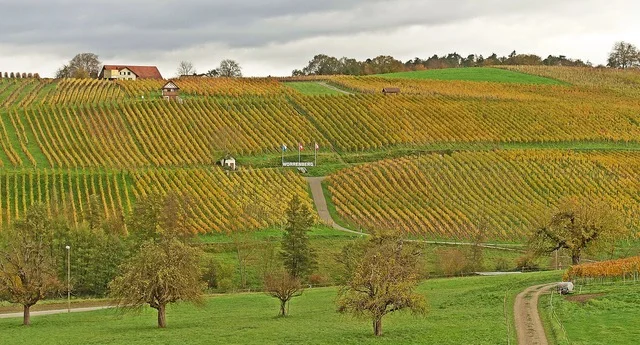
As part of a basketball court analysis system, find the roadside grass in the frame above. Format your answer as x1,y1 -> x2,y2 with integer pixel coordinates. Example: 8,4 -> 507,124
0,271 -> 561,345
284,82 -> 343,95
376,67 -> 565,85
540,282 -> 640,345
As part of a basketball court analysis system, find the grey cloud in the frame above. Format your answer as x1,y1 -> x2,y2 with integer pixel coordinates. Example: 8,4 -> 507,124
2,0 -> 588,54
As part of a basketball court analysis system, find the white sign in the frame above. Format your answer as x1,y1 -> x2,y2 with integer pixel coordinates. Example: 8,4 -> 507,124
282,162 -> 314,167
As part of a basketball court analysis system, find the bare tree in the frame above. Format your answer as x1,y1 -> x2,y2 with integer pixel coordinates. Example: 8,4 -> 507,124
0,204 -> 61,325
528,196 -> 628,265
218,59 -> 242,77
264,270 -> 303,316
337,231 -> 426,336
177,61 -> 196,76
607,41 -> 640,69
108,237 -> 205,328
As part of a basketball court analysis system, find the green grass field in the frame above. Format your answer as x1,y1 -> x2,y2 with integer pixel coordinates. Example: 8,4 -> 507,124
540,282 -> 640,345
284,82 -> 343,95
377,67 -> 564,85
0,272 -> 561,345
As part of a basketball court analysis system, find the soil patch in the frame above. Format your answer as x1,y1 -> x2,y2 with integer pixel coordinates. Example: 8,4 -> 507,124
565,293 -> 605,304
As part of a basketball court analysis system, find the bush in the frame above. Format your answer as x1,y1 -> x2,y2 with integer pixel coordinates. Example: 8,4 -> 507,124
494,258 -> 511,271
436,248 -> 469,276
516,253 -> 540,272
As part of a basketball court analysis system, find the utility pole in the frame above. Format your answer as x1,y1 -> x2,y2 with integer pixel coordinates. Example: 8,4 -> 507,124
66,245 -> 71,313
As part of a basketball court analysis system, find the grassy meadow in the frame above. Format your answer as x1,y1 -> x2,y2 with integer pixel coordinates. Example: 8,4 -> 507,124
540,282 -> 640,345
0,272 -> 561,345
377,67 -> 564,84
284,81 -> 344,95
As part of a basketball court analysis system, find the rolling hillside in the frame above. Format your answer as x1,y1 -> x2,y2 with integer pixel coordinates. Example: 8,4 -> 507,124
0,66 -> 639,239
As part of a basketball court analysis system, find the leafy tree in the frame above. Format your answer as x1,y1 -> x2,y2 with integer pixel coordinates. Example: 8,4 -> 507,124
264,270 -> 303,316
607,41 -> 640,69
218,59 -> 242,77
337,232 -> 426,336
53,222 -> 129,296
55,53 -> 101,79
177,61 -> 196,76
0,204 -> 61,325
127,192 -> 196,245
280,195 -> 316,280
108,237 -> 205,328
205,68 -> 220,77
528,196 -> 627,265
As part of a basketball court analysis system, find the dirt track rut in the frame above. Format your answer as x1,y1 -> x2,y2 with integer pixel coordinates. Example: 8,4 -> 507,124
514,283 -> 554,345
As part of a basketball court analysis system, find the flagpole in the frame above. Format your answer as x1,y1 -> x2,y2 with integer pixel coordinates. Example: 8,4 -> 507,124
298,142 -> 301,163
314,141 -> 317,167
281,144 -> 284,165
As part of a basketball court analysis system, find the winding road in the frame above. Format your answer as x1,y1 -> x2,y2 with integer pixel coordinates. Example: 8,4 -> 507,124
514,283 -> 554,345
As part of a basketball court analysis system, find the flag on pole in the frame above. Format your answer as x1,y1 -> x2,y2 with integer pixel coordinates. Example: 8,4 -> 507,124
315,142 -> 319,150
298,142 -> 304,151
281,144 -> 287,152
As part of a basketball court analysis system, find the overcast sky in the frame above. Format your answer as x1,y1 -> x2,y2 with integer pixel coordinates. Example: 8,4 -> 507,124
1,0 -> 638,78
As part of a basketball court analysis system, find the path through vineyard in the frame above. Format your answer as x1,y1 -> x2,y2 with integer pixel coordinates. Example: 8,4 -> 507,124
306,177 -> 522,251
316,82 -> 353,95
307,177 -> 362,235
514,283 -> 554,345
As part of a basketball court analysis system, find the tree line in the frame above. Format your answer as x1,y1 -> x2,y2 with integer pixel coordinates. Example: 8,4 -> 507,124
0,72 -> 40,79
0,192 -> 628,335
293,41 -> 640,76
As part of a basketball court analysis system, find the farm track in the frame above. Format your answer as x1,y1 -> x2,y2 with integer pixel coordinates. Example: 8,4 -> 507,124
0,306 -> 114,319
316,82 -> 353,95
514,283 -> 555,345
305,176 -> 522,251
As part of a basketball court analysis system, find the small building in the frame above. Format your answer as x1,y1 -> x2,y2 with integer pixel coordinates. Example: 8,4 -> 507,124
99,65 -> 163,80
219,156 -> 237,170
382,87 -> 401,95
161,81 -> 180,101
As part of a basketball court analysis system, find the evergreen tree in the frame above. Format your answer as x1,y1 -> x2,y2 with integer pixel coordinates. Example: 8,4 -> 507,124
280,195 -> 316,280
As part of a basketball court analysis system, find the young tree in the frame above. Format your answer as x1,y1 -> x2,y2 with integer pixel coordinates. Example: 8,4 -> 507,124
607,41 -> 640,69
177,61 -> 196,76
0,204 -> 61,325
337,232 -> 426,336
528,196 -> 627,265
280,195 -> 316,280
109,237 -> 205,328
217,59 -> 242,77
264,270 -> 303,316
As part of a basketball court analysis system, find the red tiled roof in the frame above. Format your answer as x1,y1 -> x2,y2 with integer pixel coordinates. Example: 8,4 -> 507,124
101,65 -> 163,79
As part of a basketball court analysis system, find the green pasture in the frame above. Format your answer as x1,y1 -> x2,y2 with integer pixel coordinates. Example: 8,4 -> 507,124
0,272 -> 561,345
284,82 -> 343,95
377,67 -> 565,85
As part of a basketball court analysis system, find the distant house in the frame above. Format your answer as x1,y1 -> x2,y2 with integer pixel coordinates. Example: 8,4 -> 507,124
99,65 -> 163,80
219,156 -> 237,170
161,81 -> 180,101
382,87 -> 401,94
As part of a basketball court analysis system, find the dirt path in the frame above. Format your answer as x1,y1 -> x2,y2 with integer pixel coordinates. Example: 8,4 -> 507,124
317,81 -> 353,95
0,306 -> 114,319
514,283 -> 554,345
306,177 -> 363,236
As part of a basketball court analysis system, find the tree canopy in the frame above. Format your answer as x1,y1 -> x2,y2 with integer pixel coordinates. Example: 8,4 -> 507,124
0,204 -> 62,325
280,195 -> 316,280
528,196 -> 628,265
607,41 -> 640,69
108,237 -> 205,328
56,53 -> 102,79
337,231 -> 426,336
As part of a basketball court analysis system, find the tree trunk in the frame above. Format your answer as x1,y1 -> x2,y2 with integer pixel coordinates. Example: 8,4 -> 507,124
572,254 -> 580,265
279,299 -> 287,316
373,317 -> 383,336
157,304 -> 167,328
23,305 -> 31,326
